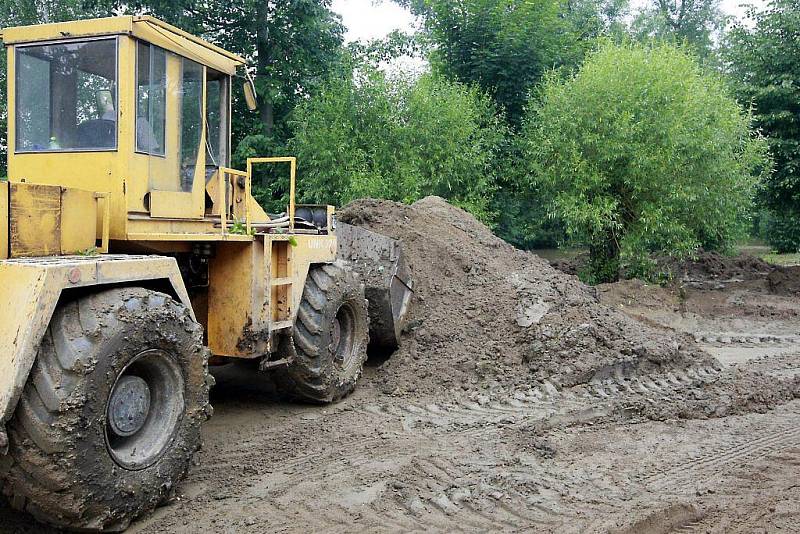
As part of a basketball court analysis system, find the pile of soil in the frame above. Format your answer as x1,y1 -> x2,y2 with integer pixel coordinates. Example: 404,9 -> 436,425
663,250 -> 775,282
767,265 -> 800,296
339,197 -> 713,397
547,255 -> 586,277
549,249 -> 782,283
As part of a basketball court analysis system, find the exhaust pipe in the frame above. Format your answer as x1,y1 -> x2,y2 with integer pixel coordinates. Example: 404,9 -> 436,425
336,222 -> 413,349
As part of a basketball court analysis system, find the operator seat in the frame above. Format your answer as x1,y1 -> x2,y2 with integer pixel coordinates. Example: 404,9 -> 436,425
75,119 -> 116,149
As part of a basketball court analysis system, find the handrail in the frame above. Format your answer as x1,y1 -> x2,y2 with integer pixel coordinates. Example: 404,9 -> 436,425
217,157 -> 297,235
218,166 -> 248,235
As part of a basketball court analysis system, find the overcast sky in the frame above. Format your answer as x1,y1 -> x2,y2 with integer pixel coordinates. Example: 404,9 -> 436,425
331,0 -> 768,43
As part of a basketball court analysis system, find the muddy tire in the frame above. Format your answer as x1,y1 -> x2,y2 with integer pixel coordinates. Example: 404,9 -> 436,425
276,262 -> 369,403
1,288 -> 211,531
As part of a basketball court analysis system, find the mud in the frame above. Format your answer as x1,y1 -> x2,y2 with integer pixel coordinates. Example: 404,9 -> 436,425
339,197 -> 713,399
662,250 -> 776,282
2,197 -> 799,533
549,248 -> 796,289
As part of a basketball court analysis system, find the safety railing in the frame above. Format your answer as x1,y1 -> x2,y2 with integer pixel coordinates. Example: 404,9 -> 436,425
217,166 -> 249,235
216,157 -> 297,235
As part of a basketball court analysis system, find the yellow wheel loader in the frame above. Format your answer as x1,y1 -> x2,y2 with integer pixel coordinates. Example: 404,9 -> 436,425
0,16 -> 412,531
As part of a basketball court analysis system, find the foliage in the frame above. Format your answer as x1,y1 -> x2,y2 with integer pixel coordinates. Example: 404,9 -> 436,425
761,250 -> 800,266
396,0 -> 630,250
345,30 -> 421,71
75,246 -> 99,256
630,0 -> 729,60
762,210 -> 800,253
289,68 -> 506,223
400,0 -> 623,128
523,41 -> 770,283
229,219 -> 256,235
724,0 -> 800,224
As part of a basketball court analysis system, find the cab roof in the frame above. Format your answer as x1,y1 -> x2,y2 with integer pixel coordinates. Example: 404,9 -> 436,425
0,15 -> 246,75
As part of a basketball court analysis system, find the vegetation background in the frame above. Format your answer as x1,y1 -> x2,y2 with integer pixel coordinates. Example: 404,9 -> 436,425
0,0 -> 797,282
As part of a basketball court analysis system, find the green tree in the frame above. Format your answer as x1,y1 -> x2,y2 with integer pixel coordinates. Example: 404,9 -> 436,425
725,0 -> 800,252
397,0 -> 630,250
401,0 -> 613,127
289,68 -> 506,222
630,0 -> 729,59
523,42 -> 769,283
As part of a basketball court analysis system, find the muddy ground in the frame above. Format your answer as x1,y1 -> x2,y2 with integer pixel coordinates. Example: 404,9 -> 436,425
2,197 -> 799,533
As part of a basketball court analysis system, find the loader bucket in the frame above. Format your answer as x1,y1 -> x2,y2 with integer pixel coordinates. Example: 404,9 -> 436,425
336,222 -> 413,349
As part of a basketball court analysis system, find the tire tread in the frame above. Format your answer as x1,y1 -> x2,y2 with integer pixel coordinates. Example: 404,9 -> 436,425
1,287 -> 209,531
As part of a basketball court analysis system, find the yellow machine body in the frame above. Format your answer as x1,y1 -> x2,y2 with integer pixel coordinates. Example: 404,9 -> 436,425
0,17 -> 340,424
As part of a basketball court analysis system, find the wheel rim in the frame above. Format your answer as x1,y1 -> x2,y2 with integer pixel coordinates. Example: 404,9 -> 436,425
105,349 -> 185,471
331,302 -> 357,371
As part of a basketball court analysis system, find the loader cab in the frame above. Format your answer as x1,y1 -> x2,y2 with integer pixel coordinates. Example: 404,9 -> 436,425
3,16 -> 245,240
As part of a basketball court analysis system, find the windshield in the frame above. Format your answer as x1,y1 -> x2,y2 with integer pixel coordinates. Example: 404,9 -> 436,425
15,38 -> 117,152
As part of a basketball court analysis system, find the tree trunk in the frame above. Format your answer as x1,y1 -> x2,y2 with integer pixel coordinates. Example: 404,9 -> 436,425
588,229 -> 621,283
255,3 -> 274,137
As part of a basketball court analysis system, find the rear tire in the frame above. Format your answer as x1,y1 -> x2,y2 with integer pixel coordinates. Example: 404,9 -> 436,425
276,262 -> 369,403
1,288 -> 211,531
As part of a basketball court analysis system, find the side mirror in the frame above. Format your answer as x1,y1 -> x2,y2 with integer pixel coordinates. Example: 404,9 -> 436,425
243,74 -> 258,111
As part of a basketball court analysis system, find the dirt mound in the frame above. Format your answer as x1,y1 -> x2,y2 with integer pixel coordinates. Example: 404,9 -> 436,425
665,250 -> 775,282
767,265 -> 800,296
548,250 -> 782,284
339,197 -> 712,397
547,254 -> 586,277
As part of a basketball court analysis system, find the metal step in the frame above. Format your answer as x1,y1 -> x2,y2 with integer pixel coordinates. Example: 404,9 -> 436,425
270,320 -> 293,331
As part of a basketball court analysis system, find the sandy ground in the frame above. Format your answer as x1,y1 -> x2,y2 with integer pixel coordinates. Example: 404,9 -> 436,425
1,199 -> 799,533
3,276 -> 798,533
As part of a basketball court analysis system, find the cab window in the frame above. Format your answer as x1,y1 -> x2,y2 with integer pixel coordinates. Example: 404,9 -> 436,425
15,38 -> 117,152
136,42 -> 167,156
205,69 -> 229,168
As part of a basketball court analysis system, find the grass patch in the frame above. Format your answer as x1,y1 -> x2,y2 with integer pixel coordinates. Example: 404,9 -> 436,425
761,252 -> 800,266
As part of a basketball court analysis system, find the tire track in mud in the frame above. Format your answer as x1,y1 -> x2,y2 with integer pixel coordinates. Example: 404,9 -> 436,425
694,332 -> 800,345
636,420 -> 800,493
356,364 -> 723,432
225,366 -> 729,531
181,367 -> 719,531
166,363 -> 740,533
385,455 -> 563,532
740,350 -> 800,378
189,431 -> 551,532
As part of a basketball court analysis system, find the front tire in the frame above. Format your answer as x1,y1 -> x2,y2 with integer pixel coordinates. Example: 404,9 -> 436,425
1,288 -> 211,531
277,262 -> 369,403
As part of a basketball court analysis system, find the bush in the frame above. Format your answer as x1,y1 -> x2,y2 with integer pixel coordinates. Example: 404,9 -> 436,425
522,41 -> 770,283
764,211 -> 800,253
289,69 -> 506,224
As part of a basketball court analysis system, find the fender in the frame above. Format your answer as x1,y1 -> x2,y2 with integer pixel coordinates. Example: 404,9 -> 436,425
0,254 -> 193,434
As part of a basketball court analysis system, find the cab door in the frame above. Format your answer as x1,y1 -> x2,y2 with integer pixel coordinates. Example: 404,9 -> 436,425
135,41 -> 206,219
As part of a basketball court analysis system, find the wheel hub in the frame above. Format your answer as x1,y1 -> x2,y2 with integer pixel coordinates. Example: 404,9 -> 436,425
108,375 -> 151,437
104,349 -> 185,471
